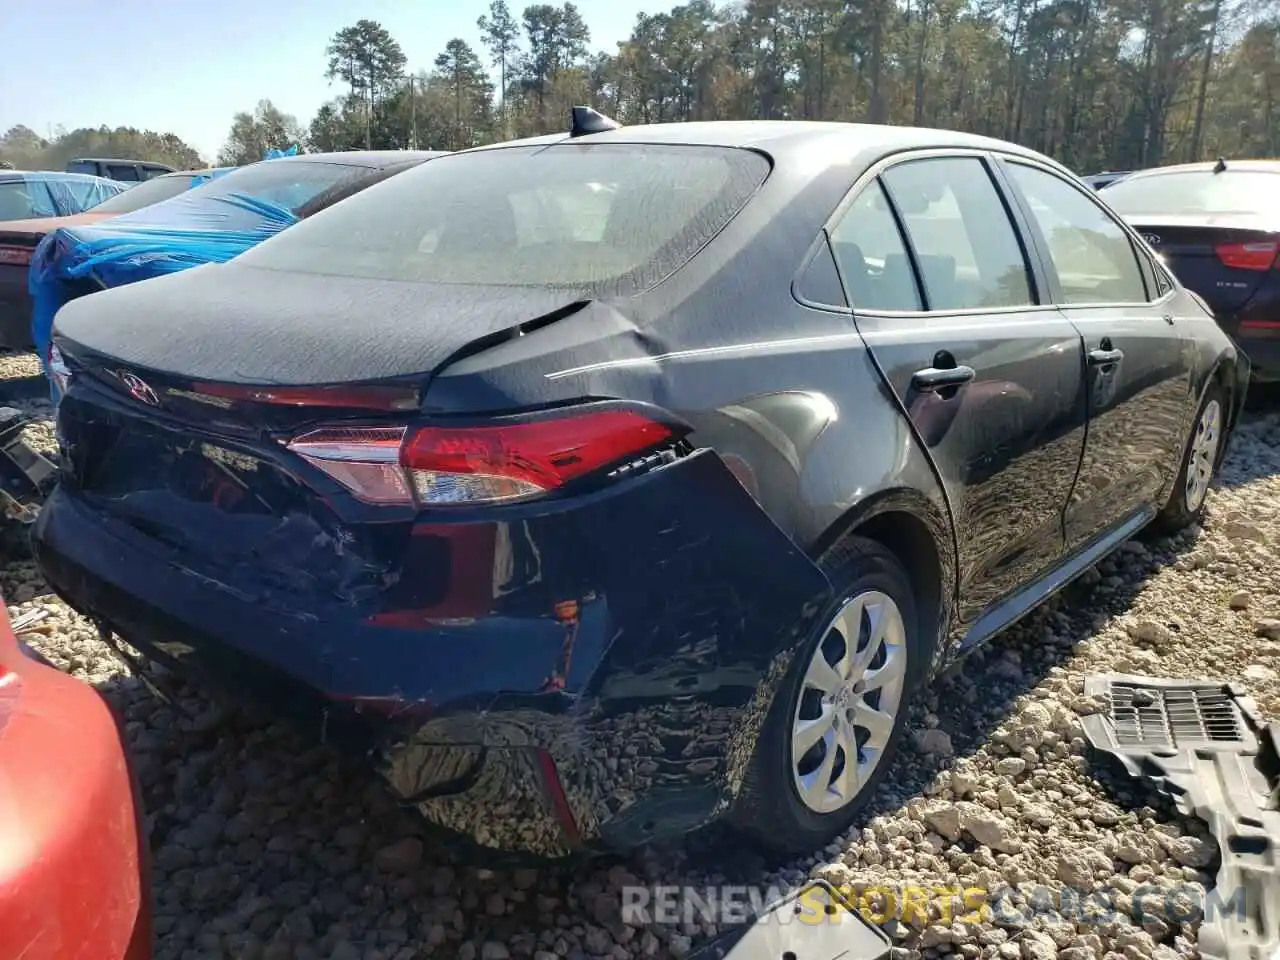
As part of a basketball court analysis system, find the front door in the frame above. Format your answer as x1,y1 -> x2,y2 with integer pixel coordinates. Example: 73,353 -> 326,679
998,159 -> 1195,552
828,152 -> 1088,629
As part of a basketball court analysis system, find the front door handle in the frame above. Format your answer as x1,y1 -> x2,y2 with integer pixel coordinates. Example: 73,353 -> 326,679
912,365 -> 976,391
1088,347 -> 1124,366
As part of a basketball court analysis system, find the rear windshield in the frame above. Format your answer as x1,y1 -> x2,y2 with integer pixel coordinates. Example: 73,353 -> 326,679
90,175 -> 197,214
184,159 -> 374,216
1103,169 -> 1280,216
235,144 -> 771,294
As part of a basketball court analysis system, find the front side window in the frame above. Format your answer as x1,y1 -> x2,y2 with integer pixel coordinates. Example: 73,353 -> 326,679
236,144 -> 771,297
1006,162 -> 1147,305
828,180 -> 923,311
881,157 -> 1035,311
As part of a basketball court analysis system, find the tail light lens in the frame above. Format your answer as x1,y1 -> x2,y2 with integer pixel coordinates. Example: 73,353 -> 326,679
0,245 -> 32,267
287,407 -> 683,507
1215,240 -> 1279,271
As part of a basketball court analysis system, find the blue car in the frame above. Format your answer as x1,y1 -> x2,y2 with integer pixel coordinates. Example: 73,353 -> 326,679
33,151 -> 446,399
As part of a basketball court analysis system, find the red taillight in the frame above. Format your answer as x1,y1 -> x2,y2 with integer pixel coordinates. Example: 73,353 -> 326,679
287,407 -> 680,507
0,245 -> 32,267
1215,240 -> 1279,271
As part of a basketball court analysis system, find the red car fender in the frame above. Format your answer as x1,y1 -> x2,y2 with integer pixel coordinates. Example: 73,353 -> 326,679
0,604 -> 151,960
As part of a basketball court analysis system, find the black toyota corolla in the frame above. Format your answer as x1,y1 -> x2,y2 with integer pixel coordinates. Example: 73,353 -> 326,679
34,115 -> 1247,858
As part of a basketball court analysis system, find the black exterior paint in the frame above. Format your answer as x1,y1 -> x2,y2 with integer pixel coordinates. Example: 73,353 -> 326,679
35,122 -> 1246,856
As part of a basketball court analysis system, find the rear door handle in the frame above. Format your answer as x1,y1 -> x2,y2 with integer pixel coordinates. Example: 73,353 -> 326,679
1088,348 -> 1124,366
911,365 -> 976,391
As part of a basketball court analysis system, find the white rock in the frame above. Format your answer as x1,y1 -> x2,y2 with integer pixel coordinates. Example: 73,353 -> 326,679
957,802 -> 1022,853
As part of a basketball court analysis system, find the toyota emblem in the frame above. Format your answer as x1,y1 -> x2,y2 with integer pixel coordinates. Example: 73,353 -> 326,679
119,371 -> 160,407
1141,233 -> 1161,246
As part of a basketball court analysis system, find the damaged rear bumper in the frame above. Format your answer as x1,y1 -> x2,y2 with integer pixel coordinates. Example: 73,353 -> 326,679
33,450 -> 831,856
0,406 -> 56,526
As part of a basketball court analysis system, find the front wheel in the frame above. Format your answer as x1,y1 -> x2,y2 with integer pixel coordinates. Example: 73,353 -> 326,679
730,536 -> 927,856
1153,385 -> 1225,534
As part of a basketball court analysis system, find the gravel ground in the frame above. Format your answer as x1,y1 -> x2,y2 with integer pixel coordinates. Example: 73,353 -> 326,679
4,350 -> 1277,960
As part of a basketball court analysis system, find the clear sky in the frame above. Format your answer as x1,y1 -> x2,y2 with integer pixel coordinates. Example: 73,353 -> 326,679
0,0 -> 661,164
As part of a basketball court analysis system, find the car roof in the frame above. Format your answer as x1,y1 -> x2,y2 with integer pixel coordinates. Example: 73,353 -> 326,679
0,170 -> 117,183
68,157 -> 174,165
160,167 -> 235,178
461,120 -> 1048,164
1122,159 -> 1280,180
278,150 -> 448,169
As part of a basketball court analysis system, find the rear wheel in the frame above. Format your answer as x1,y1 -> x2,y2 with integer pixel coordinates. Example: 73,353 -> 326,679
730,536 -> 928,856
1153,384 -> 1225,534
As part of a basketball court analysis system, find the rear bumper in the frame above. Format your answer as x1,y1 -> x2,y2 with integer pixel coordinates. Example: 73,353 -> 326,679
33,452 -> 830,855
0,604 -> 151,960
1218,314 -> 1280,379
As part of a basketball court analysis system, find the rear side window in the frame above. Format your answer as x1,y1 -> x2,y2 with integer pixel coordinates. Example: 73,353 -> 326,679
89,175 -> 195,214
66,161 -> 98,176
178,160 -> 373,217
107,164 -> 141,181
882,157 -> 1034,311
236,144 -> 771,296
1006,162 -> 1147,305
829,180 -> 923,311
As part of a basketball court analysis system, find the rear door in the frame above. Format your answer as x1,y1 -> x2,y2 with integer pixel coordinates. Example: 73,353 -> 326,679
998,158 -> 1195,553
829,151 -> 1088,630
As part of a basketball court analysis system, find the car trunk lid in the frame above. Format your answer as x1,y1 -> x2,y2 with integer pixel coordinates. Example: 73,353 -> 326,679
1126,213 -> 1279,314
51,266 -> 600,600
51,261 -> 594,386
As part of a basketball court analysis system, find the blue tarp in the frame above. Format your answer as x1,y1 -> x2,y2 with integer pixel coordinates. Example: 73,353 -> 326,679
0,172 -> 125,220
31,185 -> 299,396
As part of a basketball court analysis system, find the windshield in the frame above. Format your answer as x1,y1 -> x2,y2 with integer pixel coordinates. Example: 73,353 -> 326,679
185,160 -> 374,216
236,144 -> 770,295
88,175 -> 201,214
1103,169 -> 1280,216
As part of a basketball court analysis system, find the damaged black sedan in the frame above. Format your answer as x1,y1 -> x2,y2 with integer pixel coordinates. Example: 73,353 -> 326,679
34,116 -> 1246,858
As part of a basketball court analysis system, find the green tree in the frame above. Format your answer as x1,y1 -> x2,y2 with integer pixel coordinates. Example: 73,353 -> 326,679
217,100 -> 305,165
478,0 -> 523,136
307,101 -> 363,152
0,124 -> 204,171
325,19 -> 409,149
434,39 -> 496,149
519,3 -> 591,123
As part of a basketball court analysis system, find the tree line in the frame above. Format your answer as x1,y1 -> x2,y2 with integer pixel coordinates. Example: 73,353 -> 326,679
0,124 -> 203,172
225,0 -> 1280,174
6,0 -> 1279,177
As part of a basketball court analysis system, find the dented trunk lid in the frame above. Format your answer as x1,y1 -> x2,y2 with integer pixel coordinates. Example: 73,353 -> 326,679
50,263 -> 596,604
51,260 -> 593,386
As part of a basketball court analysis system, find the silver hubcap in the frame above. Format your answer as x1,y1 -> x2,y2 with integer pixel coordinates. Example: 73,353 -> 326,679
1184,399 -> 1221,513
791,590 -> 908,814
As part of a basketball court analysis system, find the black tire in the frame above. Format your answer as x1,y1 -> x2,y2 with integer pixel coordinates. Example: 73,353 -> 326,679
1152,383 -> 1227,535
729,535 -> 930,856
